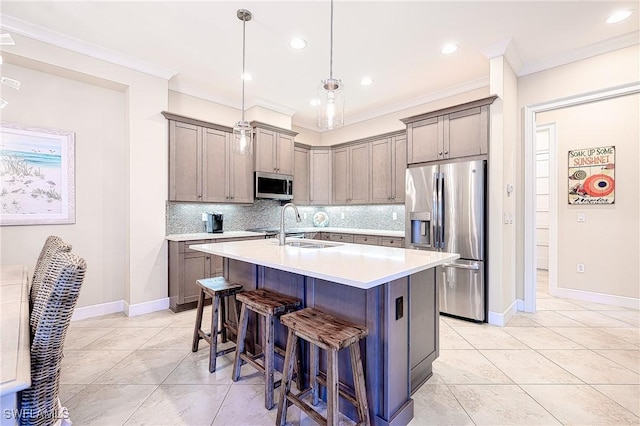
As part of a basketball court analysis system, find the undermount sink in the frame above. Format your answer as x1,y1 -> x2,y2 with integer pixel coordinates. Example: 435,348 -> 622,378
285,240 -> 343,249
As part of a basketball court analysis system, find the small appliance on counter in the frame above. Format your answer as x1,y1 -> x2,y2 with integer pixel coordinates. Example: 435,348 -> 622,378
205,212 -> 223,233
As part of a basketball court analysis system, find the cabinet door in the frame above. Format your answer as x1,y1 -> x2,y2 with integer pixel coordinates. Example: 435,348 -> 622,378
370,138 -> 392,203
392,135 -> 407,203
181,251 -> 212,305
229,135 -> 254,203
332,147 -> 349,204
202,128 -> 229,202
277,133 -> 295,175
310,149 -> 331,205
254,127 -> 277,173
169,121 -> 201,201
445,106 -> 489,159
407,117 -> 443,164
293,146 -> 310,204
349,143 -> 370,204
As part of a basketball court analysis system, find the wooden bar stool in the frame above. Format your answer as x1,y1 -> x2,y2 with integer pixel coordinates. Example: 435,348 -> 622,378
192,277 -> 244,373
276,307 -> 370,426
232,288 -> 303,410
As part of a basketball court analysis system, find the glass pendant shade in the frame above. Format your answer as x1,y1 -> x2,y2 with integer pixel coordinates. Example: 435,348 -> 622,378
317,78 -> 344,131
233,120 -> 252,155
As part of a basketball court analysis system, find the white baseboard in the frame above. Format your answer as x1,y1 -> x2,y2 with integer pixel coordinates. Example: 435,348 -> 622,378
71,297 -> 170,321
516,299 -> 525,311
124,297 -> 170,317
71,300 -> 124,321
555,287 -> 640,310
488,299 -> 518,327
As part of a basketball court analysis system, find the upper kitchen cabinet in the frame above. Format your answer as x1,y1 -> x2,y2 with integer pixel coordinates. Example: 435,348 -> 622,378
252,122 -> 297,176
402,96 -> 497,164
333,142 -> 370,204
293,144 -> 310,205
309,148 -> 331,205
370,132 -> 406,204
164,112 -> 253,204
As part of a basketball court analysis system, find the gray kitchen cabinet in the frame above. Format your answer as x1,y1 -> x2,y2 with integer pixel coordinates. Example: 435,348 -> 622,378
332,143 -> 370,204
402,96 -> 496,164
370,134 -> 407,204
253,122 -> 297,176
380,236 -> 404,247
353,234 -> 380,245
310,149 -> 332,205
164,112 -> 253,204
329,233 -> 354,243
293,145 -> 310,205
168,236 -> 261,312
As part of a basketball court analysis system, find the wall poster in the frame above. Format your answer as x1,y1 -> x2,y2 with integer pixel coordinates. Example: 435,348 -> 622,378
0,122 -> 75,225
568,146 -> 615,205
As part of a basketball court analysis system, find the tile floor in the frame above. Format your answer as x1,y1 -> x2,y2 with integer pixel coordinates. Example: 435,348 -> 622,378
61,270 -> 639,425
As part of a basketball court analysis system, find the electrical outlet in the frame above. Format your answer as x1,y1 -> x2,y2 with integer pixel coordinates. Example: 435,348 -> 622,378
201,213 -> 207,221
577,212 -> 585,222
392,212 -> 398,220
341,212 -> 345,219
576,263 -> 585,273
303,212 -> 307,220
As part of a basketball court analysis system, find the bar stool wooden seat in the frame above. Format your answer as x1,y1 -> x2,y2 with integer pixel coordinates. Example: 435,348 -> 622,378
232,288 -> 303,410
276,307 -> 370,426
192,277 -> 244,373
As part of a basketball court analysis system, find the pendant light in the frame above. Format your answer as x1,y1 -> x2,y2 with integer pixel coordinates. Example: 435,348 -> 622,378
317,0 -> 344,131
233,9 -> 253,154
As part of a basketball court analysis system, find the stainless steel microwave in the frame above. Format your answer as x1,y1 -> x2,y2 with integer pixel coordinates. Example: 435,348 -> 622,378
255,172 -> 293,200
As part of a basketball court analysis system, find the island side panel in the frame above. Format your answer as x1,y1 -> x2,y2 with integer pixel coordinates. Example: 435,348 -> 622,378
224,258 -> 258,348
311,277 -> 413,426
409,268 -> 439,393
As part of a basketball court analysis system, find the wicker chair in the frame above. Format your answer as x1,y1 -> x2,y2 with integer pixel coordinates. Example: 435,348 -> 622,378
29,236 -> 72,334
19,252 -> 87,426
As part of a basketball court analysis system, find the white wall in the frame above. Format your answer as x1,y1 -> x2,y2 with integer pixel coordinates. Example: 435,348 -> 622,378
537,93 -> 639,299
1,33 -> 169,310
516,45 -> 640,301
0,62 -> 127,308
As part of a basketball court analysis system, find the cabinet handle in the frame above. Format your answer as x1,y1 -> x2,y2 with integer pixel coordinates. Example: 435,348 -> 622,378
206,256 -> 210,260
198,194 -> 202,198
439,151 -> 443,156
444,150 -> 448,155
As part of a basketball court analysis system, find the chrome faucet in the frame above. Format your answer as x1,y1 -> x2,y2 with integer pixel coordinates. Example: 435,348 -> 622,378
279,203 -> 301,246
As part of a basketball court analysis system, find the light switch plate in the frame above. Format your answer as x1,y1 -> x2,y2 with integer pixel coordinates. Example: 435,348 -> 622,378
577,212 -> 585,222
201,213 -> 207,221
392,212 -> 398,220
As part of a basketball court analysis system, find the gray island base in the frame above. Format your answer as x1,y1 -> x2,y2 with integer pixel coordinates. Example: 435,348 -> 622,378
190,239 -> 458,425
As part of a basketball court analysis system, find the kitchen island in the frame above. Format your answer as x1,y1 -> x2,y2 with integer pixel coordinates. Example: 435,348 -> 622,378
190,238 -> 458,426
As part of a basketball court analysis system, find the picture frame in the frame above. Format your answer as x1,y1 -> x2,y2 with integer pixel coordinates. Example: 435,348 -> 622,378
567,145 -> 615,205
0,122 -> 76,225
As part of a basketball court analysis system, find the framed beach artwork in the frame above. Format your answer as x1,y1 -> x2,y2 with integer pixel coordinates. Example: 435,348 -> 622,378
0,122 -> 75,225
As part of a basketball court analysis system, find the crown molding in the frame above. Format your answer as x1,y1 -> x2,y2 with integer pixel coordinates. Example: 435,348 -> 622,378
0,13 -> 178,80
252,97 -> 298,117
169,80 -> 239,110
293,76 -> 490,132
518,30 -> 640,76
481,37 -> 524,74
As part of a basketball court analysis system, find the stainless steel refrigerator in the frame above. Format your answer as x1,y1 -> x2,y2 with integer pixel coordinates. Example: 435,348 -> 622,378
405,159 -> 486,322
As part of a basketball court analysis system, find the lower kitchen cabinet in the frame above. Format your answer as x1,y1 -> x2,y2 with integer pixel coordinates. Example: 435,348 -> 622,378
168,236 -> 260,312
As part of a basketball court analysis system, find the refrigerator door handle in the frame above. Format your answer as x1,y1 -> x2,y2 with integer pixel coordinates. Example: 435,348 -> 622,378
442,262 -> 480,271
438,172 -> 445,249
431,172 -> 440,250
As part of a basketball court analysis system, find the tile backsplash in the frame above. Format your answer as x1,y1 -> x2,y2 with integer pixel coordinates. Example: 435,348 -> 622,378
166,200 -> 405,234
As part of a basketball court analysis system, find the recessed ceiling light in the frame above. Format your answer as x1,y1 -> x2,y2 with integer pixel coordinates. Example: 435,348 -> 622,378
441,43 -> 458,55
241,72 -> 253,81
309,98 -> 320,106
290,38 -> 307,50
606,9 -> 633,23
360,77 -> 373,86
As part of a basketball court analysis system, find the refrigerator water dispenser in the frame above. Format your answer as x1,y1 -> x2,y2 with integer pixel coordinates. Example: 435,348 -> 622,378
410,211 -> 431,247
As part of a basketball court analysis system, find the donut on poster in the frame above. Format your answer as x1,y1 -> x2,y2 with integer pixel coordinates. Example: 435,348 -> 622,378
568,146 -> 615,205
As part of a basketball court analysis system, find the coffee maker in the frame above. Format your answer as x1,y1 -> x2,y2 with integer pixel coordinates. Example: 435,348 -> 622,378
205,213 -> 223,233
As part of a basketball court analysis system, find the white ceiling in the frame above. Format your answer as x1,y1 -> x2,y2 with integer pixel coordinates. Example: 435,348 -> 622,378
1,1 -> 638,131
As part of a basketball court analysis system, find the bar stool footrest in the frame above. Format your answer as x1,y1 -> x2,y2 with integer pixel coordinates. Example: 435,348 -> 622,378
285,392 -> 327,426
315,371 -> 360,407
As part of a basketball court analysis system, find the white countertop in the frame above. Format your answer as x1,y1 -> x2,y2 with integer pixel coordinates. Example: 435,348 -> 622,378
166,231 -> 265,242
190,238 -> 458,289
167,228 -> 404,242
1,265 -> 31,397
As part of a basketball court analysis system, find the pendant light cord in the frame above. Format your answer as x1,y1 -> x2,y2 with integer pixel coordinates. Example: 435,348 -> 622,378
241,17 -> 246,122
329,0 -> 334,80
